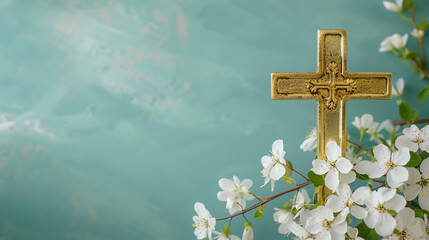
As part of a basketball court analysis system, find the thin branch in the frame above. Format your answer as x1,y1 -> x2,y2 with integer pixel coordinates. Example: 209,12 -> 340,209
216,181 -> 311,221
373,179 -> 385,183
371,182 -> 386,190
393,119 -> 429,126
284,164 -> 309,182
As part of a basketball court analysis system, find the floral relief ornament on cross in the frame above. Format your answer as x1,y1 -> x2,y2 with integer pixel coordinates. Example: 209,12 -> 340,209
306,61 -> 357,110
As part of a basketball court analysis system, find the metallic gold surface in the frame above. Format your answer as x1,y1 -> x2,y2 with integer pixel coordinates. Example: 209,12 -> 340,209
271,29 -> 392,202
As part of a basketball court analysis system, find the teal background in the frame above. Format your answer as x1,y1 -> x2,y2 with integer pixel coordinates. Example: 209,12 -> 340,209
0,0 -> 428,239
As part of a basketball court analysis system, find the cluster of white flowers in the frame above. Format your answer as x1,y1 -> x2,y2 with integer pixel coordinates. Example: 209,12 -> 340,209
193,117 -> 429,239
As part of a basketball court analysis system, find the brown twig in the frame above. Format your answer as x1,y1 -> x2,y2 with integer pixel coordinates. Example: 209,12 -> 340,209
393,119 -> 429,126
371,182 -> 386,190
216,181 -> 311,221
373,179 -> 385,183
284,164 -> 310,182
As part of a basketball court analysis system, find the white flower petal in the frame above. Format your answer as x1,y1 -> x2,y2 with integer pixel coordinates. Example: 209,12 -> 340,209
404,184 -> 421,201
325,168 -> 340,191
219,178 -> 235,191
387,171 -> 405,188
352,186 -> 371,205
364,210 -> 379,228
194,202 -> 206,216
395,135 -> 418,152
420,158 -> 429,179
326,195 -> 345,213
392,148 -> 410,165
407,167 -> 421,184
305,216 -> 323,234
261,156 -> 274,168
339,171 -> 356,184
272,139 -> 285,160
366,162 -> 388,179
373,144 -> 391,163
311,159 -> 330,175
383,1 -> 400,12
270,163 -> 285,180
326,141 -> 341,163
351,205 -> 367,219
241,179 -> 253,189
389,166 -> 408,183
378,187 -> 396,203
334,208 -> 349,224
396,207 -> 414,231
217,191 -> 233,201
335,157 -> 353,174
385,194 -> 406,212
403,125 -> 420,141
396,78 -> 404,94
419,187 -> 429,210
375,213 -> 396,237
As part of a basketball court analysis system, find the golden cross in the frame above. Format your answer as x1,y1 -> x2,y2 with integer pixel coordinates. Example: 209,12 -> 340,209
271,29 -> 392,201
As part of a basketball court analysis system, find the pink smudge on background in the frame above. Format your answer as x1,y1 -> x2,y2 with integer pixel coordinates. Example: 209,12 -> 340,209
176,7 -> 187,39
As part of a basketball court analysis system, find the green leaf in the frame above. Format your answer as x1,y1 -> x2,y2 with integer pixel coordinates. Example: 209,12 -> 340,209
277,201 -> 293,212
399,102 -> 419,124
418,18 -> 429,30
284,160 -> 293,177
221,225 -> 231,237
402,49 -> 419,62
418,86 -> 429,103
356,173 -> 370,180
308,171 -> 325,187
356,222 -> 379,240
421,151 -> 429,160
244,221 -> 252,229
356,149 -> 367,155
379,137 -> 390,148
282,176 -> 296,185
253,206 -> 265,219
403,0 -> 412,8
406,151 -> 422,167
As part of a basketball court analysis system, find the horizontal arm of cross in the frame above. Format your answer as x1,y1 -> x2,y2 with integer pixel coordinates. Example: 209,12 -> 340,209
271,72 -> 322,100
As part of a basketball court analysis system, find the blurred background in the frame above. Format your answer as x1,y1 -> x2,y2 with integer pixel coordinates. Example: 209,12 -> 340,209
0,0 -> 428,239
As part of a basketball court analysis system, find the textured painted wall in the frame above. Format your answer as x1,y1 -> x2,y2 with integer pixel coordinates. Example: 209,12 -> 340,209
0,0 -> 428,239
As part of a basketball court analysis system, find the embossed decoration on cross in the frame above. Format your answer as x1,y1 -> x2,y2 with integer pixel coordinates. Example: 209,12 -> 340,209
271,29 -> 392,202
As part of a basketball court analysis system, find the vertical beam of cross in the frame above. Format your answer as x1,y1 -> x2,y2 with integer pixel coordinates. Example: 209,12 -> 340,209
271,29 -> 392,202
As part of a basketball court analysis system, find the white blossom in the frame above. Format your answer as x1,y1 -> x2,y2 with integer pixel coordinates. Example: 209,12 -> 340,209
274,208 -> 294,234
411,28 -> 425,39
242,225 -> 253,240
379,119 -> 400,136
403,158 -> 429,210
395,124 -> 429,152
311,141 -> 353,191
300,127 -> 318,152
261,140 -> 287,191
325,184 -> 370,220
214,232 -> 240,240
383,0 -> 403,12
380,33 -> 408,52
360,144 -> 410,188
363,187 -> 406,237
352,114 -> 379,134
347,227 -> 364,240
383,207 -> 427,240
217,176 -> 254,214
193,202 -> 216,240
392,78 -> 405,100
305,206 -> 347,239
293,189 -> 311,215
289,210 -> 313,240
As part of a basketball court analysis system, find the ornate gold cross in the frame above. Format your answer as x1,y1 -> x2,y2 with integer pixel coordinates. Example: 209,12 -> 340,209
271,29 -> 392,201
